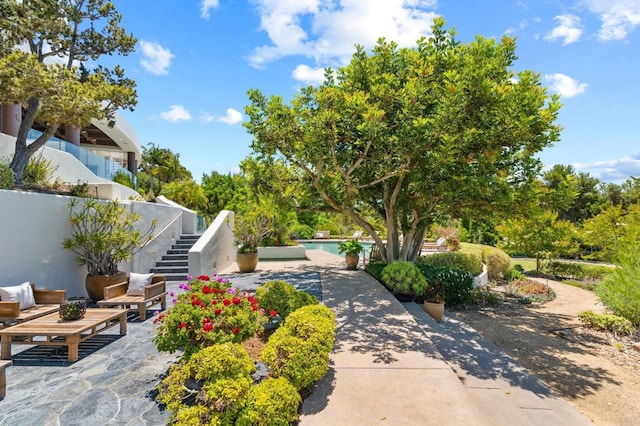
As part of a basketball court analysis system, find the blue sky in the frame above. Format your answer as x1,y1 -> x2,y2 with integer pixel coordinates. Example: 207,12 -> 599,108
108,0 -> 640,184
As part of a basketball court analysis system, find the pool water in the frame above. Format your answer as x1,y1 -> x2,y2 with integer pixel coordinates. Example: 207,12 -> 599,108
301,241 -> 374,257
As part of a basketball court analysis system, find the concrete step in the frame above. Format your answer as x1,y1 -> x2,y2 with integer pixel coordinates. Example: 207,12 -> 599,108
155,260 -> 188,267
162,254 -> 188,261
162,273 -> 189,281
150,266 -> 188,274
179,235 -> 200,241
172,243 -> 194,249
166,249 -> 189,255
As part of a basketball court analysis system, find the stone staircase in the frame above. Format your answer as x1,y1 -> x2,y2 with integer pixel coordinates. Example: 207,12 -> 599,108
150,235 -> 199,281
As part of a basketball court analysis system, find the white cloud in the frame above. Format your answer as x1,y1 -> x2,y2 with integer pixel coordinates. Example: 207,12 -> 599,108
582,0 -> 640,41
248,0 -> 438,68
139,40 -> 174,75
160,105 -> 192,122
505,20 -> 528,35
544,73 -> 588,97
574,153 -> 640,182
292,64 -> 326,85
200,109 -> 243,125
544,14 -> 583,44
201,0 -> 219,19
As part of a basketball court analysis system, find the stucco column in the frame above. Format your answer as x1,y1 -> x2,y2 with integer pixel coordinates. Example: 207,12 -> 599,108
0,104 -> 22,137
64,124 -> 80,145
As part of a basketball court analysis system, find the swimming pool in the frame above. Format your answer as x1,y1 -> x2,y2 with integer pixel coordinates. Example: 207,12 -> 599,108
300,240 -> 374,257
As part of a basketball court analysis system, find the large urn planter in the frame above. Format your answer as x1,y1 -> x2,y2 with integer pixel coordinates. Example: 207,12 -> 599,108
344,253 -> 360,270
85,272 -> 127,302
236,253 -> 258,273
423,301 -> 445,322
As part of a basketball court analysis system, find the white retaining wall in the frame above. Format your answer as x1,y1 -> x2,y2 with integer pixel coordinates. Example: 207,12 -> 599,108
189,210 -> 235,277
0,189 -> 182,297
156,195 -> 198,235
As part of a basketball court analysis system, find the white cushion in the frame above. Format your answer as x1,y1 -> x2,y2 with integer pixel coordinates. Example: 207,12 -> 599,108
127,273 -> 154,296
0,282 -> 36,310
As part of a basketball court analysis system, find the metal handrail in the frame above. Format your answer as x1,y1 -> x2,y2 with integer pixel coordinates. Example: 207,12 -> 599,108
141,212 -> 183,247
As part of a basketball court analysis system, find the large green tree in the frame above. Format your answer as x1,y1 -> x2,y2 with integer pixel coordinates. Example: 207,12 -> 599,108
0,0 -> 137,184
244,19 -> 562,262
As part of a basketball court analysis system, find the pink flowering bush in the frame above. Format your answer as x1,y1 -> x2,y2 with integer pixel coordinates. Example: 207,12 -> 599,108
153,274 -> 269,358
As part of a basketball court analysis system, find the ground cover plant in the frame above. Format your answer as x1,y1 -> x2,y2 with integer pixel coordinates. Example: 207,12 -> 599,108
504,279 -> 556,303
153,275 -> 335,424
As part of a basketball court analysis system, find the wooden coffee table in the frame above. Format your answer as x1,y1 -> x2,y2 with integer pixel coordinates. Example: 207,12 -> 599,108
0,308 -> 128,362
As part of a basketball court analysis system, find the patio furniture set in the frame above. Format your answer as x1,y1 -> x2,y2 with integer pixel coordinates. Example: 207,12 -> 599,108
0,274 -> 167,399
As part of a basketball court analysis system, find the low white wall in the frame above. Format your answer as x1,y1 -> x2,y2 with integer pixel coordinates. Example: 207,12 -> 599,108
258,245 -> 307,260
156,195 -> 198,234
189,210 -> 235,277
0,189 -> 183,297
473,264 -> 489,287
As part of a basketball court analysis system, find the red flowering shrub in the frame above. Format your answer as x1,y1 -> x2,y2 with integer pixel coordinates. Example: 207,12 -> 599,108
153,275 -> 268,358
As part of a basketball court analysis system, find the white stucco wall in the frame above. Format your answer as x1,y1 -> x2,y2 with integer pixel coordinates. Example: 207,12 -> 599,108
189,210 -> 235,277
0,190 -> 183,297
156,195 -> 198,235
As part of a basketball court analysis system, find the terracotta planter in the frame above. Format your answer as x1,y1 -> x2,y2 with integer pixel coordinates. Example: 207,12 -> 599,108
236,252 -> 258,273
423,301 -> 445,322
345,253 -> 360,270
85,272 -> 127,302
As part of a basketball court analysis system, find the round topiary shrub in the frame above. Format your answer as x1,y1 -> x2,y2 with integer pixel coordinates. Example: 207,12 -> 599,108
255,280 -> 318,321
236,377 -> 301,425
381,261 -> 428,297
158,342 -> 255,423
282,304 -> 336,352
261,304 -> 336,391
482,246 -> 511,280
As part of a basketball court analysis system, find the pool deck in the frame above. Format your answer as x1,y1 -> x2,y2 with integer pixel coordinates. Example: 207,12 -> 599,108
0,249 -> 591,425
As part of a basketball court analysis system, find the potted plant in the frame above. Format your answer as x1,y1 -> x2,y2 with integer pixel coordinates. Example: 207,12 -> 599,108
62,198 -> 156,301
423,278 -> 445,321
380,261 -> 427,302
338,239 -> 364,270
234,213 -> 270,273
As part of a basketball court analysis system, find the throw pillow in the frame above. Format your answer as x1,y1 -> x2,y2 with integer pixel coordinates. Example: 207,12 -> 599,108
127,272 -> 154,296
0,282 -> 36,310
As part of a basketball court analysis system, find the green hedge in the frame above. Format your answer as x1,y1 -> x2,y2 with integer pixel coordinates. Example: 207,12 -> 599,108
255,280 -> 319,320
541,261 -> 614,281
416,263 -> 474,306
364,261 -> 387,283
482,246 -> 511,280
418,252 -> 483,276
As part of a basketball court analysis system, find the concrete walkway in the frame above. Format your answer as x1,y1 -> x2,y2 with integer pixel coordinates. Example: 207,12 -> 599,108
0,250 -> 591,425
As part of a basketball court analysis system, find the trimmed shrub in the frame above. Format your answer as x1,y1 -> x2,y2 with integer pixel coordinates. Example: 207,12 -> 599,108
158,343 -> 254,423
504,268 -> 525,282
236,377 -> 301,426
482,246 -> 511,280
541,260 -> 613,281
283,305 -> 336,352
0,162 -> 14,189
419,252 -> 483,276
261,304 -> 335,390
364,261 -> 387,283
578,310 -> 635,335
416,263 -> 474,306
255,280 -> 318,321
381,261 -> 428,296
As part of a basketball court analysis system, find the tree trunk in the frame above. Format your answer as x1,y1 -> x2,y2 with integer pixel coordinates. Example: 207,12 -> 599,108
8,97 -> 55,186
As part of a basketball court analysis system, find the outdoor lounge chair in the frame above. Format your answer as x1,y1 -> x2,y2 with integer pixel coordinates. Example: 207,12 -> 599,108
315,230 -> 330,239
421,236 -> 448,253
351,230 -> 363,239
0,282 -> 66,326
97,273 -> 166,321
